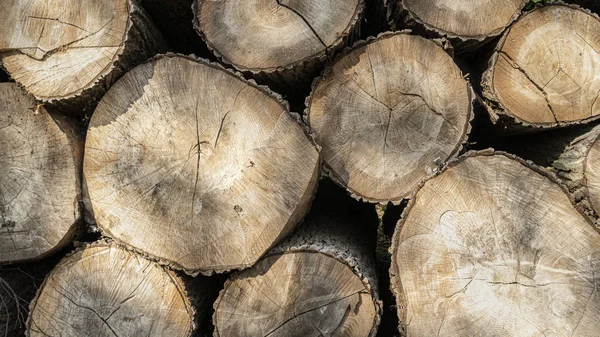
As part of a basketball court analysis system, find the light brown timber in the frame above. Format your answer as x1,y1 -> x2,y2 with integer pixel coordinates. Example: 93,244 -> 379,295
213,182 -> 382,337
306,31 -> 472,204
390,150 -> 600,336
83,54 -> 320,274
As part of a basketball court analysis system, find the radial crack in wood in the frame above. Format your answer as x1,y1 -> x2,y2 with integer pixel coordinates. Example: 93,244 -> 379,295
0,83 -> 82,264
193,0 -> 364,85
213,182 -> 382,337
390,151 -> 600,336
307,32 -> 472,203
26,243 -> 195,337
83,54 -> 320,274
482,4 -> 600,129
0,0 -> 165,112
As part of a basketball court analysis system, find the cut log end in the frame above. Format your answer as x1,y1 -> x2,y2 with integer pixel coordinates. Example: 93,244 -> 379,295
307,32 -> 472,203
0,0 -> 164,109
194,0 -> 364,79
399,0 -> 527,41
0,83 -> 80,264
83,54 -> 320,274
483,4 -> 600,128
27,242 -> 195,337
214,252 -> 378,337
213,182 -> 381,337
391,152 -> 600,336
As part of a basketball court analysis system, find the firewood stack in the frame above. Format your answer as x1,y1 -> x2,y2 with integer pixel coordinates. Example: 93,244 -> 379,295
1,1 -> 599,336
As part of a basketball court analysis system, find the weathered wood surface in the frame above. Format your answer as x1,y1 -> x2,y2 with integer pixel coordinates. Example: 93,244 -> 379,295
0,83 -> 82,264
213,182 -> 382,337
391,151 -> 600,336
27,242 -> 196,337
83,54 -> 320,274
388,0 -> 526,50
193,0 -> 365,86
482,4 -> 600,129
0,0 -> 165,113
306,32 -> 472,204
553,123 -> 600,223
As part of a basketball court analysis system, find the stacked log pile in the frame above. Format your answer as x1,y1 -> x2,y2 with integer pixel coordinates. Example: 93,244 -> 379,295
0,1 -> 599,337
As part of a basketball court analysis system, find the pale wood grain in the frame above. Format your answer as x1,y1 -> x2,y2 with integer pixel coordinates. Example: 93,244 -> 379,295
0,83 -> 81,263
483,4 -> 600,128
0,0 -> 165,110
391,152 -> 600,336
194,0 -> 364,84
83,54 -> 320,274
27,243 -> 195,337
307,32 -> 472,203
214,183 -> 381,337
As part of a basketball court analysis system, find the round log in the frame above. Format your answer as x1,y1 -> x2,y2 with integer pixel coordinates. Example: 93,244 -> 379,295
0,83 -> 82,264
0,0 -> 166,113
306,32 -> 472,204
389,0 -> 527,50
482,4 -> 600,129
552,123 -> 600,223
213,182 -> 382,337
27,242 -> 195,337
193,0 -> 365,87
390,151 -> 600,336
83,54 -> 320,274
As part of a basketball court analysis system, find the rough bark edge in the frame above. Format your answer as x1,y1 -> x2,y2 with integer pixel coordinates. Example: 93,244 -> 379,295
551,124 -> 600,225
25,239 -> 197,337
304,31 -> 474,205
0,0 -> 167,114
212,248 -> 383,337
85,52 -> 322,276
390,0 -> 528,48
481,2 -> 600,130
191,0 -> 366,85
388,149 -> 598,333
0,101 -> 83,265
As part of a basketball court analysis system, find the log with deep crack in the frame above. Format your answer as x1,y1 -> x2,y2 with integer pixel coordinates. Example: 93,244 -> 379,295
26,242 -> 198,337
83,54 -> 320,275
390,150 -> 600,336
0,0 -> 166,114
192,0 -> 365,89
306,31 -> 473,204
213,181 -> 382,337
482,3 -> 600,130
0,83 -> 83,264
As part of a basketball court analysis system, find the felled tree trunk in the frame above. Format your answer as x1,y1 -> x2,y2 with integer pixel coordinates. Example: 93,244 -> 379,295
83,54 -> 320,275
388,0 -> 527,52
192,0 -> 365,89
0,0 -> 166,114
552,123 -> 600,223
213,181 -> 382,337
482,3 -> 600,131
390,150 -> 600,336
306,31 -> 472,204
27,242 -> 198,337
0,83 -> 83,264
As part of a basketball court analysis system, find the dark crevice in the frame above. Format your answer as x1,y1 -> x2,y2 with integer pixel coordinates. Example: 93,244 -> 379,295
275,0 -> 327,49
263,290 -> 367,337
27,16 -> 89,32
191,96 -> 202,227
499,51 -> 559,123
